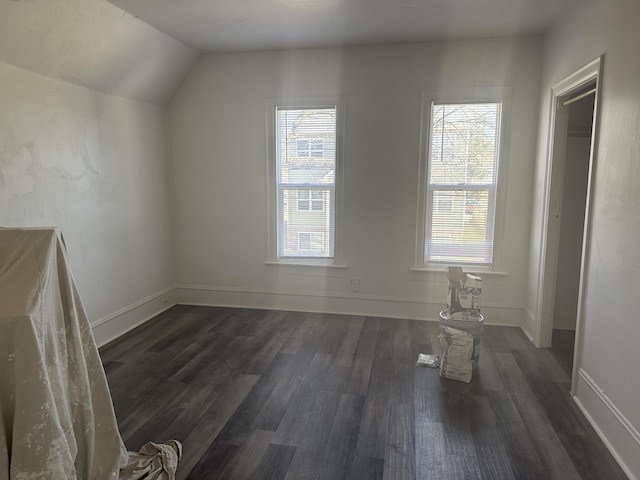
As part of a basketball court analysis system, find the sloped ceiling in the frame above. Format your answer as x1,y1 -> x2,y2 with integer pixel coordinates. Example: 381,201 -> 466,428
0,0 -> 199,105
108,0 -> 581,52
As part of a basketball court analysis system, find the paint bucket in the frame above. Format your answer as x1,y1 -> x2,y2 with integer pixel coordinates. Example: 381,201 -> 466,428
439,311 -> 484,370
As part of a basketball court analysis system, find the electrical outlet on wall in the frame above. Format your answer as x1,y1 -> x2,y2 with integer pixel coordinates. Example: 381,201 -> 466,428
350,279 -> 360,292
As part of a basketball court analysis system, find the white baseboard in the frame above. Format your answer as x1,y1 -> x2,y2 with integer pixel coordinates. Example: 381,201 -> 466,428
174,284 -> 524,326
522,308 -> 536,342
91,286 -> 176,347
574,368 -> 639,480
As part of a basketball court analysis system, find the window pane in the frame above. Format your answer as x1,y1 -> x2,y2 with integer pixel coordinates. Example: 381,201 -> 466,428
427,189 -> 494,264
280,188 -> 332,257
277,106 -> 336,258
277,108 -> 336,185
429,103 -> 500,185
425,101 -> 501,265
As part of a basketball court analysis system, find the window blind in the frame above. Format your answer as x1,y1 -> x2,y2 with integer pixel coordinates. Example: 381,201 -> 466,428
276,107 -> 336,258
426,102 -> 501,265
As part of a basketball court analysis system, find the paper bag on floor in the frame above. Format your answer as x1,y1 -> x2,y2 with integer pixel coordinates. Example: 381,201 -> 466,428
439,326 -> 473,383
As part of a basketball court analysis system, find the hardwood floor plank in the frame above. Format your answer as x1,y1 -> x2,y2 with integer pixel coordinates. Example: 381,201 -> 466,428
512,347 -> 571,385
481,325 -> 511,354
355,397 -> 390,459
343,321 -> 377,396
316,315 -> 351,355
414,420 -> 445,480
242,334 -> 290,376
124,371 -> 237,449
440,386 -> 477,458
274,388 -> 339,447
468,395 -> 516,480
216,352 -> 309,445
249,444 -> 296,480
177,374 -> 260,479
486,390 -> 548,480
383,403 -> 416,480
186,442 -> 239,480
495,352 -> 583,480
216,430 -> 275,480
319,393 -> 366,480
100,306 -> 628,480
288,312 -> 329,353
279,312 -> 320,354
443,453 -> 483,480
251,351 -> 315,431
347,455 -> 384,480
145,306 -> 221,355
390,321 -> 415,407
335,316 -> 365,366
100,305 -> 194,361
119,380 -> 190,446
414,359 -> 444,424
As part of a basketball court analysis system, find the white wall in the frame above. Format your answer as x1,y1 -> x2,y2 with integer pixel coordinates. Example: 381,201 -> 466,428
0,61 -> 175,345
529,0 -> 640,476
169,38 -> 543,325
0,0 -> 199,345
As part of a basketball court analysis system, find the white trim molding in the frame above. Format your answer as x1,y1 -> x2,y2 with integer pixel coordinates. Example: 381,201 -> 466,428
91,286 -> 176,347
574,368 -> 640,480
534,55 -> 603,349
175,284 -> 524,326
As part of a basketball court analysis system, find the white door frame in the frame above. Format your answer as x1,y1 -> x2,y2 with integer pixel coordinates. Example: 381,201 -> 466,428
535,56 -> 603,392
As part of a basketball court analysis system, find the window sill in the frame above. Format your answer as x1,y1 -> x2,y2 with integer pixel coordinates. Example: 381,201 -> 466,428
410,266 -> 508,276
265,260 -> 348,269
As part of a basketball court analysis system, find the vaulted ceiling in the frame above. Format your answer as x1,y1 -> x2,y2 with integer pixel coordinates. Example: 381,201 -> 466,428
0,0 -> 582,104
108,0 -> 582,52
0,0 -> 198,104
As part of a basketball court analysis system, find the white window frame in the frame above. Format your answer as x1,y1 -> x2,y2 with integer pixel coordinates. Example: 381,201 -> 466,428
266,96 -> 345,266
413,88 -> 511,270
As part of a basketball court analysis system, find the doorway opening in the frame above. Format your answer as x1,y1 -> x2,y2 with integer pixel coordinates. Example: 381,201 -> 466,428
535,56 -> 603,394
550,82 -> 595,378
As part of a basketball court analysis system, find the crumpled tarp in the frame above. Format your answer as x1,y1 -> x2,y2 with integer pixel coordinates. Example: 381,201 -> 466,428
0,228 -> 181,479
120,441 -> 182,480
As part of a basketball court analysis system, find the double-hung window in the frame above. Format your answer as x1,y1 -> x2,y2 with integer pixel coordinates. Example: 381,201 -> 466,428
268,102 -> 342,261
417,95 -> 505,267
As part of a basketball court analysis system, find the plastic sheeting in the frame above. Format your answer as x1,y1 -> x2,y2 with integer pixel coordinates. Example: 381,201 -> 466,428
0,229 -> 181,479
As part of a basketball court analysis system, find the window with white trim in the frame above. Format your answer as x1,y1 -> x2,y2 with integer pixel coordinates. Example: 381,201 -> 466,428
272,105 -> 338,259
421,100 -> 503,266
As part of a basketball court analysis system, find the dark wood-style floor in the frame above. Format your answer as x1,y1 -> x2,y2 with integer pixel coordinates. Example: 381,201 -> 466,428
99,306 -> 627,480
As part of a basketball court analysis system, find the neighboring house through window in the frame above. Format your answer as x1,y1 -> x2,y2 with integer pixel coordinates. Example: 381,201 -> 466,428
415,91 -> 507,268
297,139 -> 325,158
267,100 -> 342,261
298,232 -> 325,253
297,190 -> 324,211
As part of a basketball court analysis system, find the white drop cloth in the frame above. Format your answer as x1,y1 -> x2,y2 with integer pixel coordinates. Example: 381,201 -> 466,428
0,229 -> 181,479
